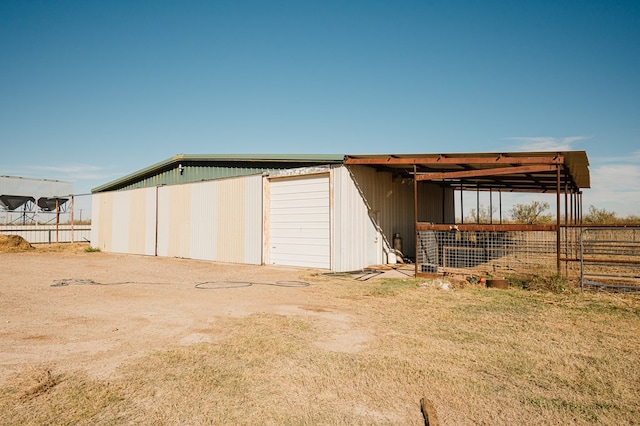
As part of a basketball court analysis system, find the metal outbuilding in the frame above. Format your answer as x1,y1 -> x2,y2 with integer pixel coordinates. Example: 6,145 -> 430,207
91,151 -> 590,273
1,176 -> 73,224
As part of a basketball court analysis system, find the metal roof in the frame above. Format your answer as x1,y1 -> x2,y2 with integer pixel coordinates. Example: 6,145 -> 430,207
344,151 -> 590,193
92,154 -> 345,193
92,151 -> 590,194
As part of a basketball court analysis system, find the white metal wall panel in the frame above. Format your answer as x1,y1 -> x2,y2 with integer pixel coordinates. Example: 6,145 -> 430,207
126,187 -> 155,255
156,186 -> 170,257
95,192 -> 115,251
243,175 -> 263,265
110,191 -> 131,254
347,165 -> 415,256
144,188 -> 157,255
269,174 -> 330,269
90,193 -> 102,249
190,180 -> 218,261
332,166 -> 382,272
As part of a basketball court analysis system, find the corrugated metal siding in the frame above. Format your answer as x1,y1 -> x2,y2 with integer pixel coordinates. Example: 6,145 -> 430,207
97,192 -> 115,252
243,175 -> 263,265
216,177 -> 246,263
128,188 -> 149,255
90,193 -> 101,249
166,184 -> 192,258
332,166 -> 382,272
111,191 -> 131,254
345,165 -> 416,259
156,186 -> 170,257
190,175 -> 262,265
117,165 -> 277,192
95,175 -> 263,264
145,188 -> 157,255
190,181 -> 218,261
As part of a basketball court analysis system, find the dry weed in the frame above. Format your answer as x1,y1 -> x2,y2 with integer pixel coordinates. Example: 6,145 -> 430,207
1,276 -> 639,425
0,235 -> 34,252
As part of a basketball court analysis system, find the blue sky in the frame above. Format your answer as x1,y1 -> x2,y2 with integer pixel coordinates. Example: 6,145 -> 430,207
1,0 -> 639,217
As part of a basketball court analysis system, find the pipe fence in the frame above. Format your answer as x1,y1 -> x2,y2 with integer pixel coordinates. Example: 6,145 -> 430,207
580,227 -> 640,291
0,225 -> 91,244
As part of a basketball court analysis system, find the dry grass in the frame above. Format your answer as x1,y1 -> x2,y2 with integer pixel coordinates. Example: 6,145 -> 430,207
1,274 -> 639,425
32,242 -> 92,253
0,235 -> 34,252
0,235 -> 91,254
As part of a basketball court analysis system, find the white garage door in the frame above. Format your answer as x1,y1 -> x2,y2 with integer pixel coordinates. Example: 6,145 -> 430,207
269,174 -> 330,269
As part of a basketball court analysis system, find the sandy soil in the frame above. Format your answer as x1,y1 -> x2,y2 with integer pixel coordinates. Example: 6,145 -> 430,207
0,251 -> 360,384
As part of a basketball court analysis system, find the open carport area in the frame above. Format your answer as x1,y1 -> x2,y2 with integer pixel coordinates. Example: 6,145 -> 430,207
1,249 -> 639,425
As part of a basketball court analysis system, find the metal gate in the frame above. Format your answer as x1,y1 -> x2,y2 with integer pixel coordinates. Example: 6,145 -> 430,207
580,227 -> 640,291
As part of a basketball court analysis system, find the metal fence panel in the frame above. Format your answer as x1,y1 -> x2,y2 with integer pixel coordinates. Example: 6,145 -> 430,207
417,229 -> 558,276
581,227 -> 640,291
0,225 -> 91,244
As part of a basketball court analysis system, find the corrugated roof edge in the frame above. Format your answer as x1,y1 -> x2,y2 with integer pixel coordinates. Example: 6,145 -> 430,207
92,154 -> 346,193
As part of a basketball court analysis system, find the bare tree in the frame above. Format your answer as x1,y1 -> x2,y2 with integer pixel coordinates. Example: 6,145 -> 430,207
509,201 -> 552,224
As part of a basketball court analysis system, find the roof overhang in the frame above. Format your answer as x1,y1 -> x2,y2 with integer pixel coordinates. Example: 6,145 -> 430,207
344,151 -> 590,193
92,151 -> 590,194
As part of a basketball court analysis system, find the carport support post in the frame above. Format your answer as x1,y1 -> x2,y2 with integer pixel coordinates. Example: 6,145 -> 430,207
414,165 -> 418,277
556,164 -> 561,273
71,195 -> 74,243
55,198 -> 60,244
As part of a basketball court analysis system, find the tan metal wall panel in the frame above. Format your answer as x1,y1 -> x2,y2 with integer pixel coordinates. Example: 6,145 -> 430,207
243,175 -> 263,265
190,180 -> 218,261
91,192 -> 111,250
216,177 -> 246,263
111,191 -> 131,254
156,186 -> 169,257
127,187 -> 150,255
145,188 -> 157,255
165,184 -> 192,258
90,193 -> 101,249
91,190 -> 155,254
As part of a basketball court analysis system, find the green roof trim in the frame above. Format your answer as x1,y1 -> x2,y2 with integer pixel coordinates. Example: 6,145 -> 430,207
92,154 -> 346,193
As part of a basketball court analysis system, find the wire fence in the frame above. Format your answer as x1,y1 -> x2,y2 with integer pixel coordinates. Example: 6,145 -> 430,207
417,225 -> 640,290
581,227 -> 640,291
418,228 -> 560,276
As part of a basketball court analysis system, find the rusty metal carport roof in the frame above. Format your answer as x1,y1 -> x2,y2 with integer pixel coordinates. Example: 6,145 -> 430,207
344,151 -> 590,193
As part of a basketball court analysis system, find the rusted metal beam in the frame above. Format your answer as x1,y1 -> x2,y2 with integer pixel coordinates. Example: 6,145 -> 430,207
416,223 -> 557,232
415,165 -> 558,181
344,154 -> 564,166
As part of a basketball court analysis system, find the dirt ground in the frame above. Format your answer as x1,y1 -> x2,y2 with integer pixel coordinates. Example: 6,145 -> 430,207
0,249 -> 352,384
